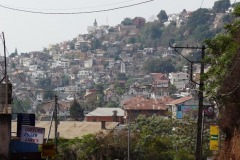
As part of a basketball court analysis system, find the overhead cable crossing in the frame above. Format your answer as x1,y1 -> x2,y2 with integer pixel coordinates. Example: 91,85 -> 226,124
0,0 -> 154,15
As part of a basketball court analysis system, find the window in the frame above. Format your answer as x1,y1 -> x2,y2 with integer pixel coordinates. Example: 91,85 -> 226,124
177,106 -> 181,111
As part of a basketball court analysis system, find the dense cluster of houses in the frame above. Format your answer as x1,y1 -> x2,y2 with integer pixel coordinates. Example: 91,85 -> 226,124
4,10 -> 215,124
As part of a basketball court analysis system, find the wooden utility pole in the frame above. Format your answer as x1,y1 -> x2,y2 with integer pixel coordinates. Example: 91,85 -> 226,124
3,32 -> 8,114
170,44 -> 206,160
54,95 -> 58,153
195,45 -> 205,160
0,32 -> 11,160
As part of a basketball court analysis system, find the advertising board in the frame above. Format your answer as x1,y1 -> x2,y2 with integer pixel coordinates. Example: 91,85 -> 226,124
20,126 -> 45,144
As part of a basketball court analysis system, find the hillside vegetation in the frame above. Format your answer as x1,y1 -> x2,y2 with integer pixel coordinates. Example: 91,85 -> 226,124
205,4 -> 240,159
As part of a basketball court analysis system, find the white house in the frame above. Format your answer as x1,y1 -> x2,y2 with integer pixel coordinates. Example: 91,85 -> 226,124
77,70 -> 93,80
65,85 -> 81,93
37,93 -> 43,102
61,60 -> 70,68
84,59 -> 93,68
169,72 -> 189,89
51,61 -> 62,69
31,70 -> 46,79
120,62 -> 126,73
20,58 -> 32,67
143,48 -> 154,55
29,65 -> 38,71
52,53 -> 63,61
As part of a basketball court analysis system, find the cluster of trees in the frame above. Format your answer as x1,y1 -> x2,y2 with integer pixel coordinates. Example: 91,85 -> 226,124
143,57 -> 176,74
204,4 -> 240,158
54,115 -> 212,160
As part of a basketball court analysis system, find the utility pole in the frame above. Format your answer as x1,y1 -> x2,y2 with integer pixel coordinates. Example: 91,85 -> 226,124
54,95 -> 58,153
0,32 -> 11,160
170,44 -> 205,160
195,45 -> 205,160
128,116 -> 130,160
3,32 -> 8,114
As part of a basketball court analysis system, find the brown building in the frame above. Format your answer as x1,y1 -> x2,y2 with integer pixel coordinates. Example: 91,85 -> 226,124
133,17 -> 146,28
85,107 -> 124,124
122,96 -> 174,122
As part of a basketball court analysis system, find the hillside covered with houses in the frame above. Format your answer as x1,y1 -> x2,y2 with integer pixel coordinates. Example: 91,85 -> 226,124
2,0 -> 240,159
5,4 -> 231,121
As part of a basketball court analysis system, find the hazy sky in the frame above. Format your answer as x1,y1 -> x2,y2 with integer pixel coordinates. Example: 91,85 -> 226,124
0,0 -> 237,54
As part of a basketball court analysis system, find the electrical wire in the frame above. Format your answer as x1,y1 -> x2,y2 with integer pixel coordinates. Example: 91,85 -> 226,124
0,0 -> 154,15
1,0 -> 136,11
17,88 -> 84,93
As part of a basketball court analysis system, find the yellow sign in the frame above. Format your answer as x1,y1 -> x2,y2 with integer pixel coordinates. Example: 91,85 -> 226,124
210,125 -> 219,135
210,125 -> 219,151
42,143 -> 55,157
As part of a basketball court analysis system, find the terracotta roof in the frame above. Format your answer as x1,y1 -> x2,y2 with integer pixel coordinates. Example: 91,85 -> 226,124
123,96 -> 174,110
168,96 -> 192,105
150,73 -> 167,81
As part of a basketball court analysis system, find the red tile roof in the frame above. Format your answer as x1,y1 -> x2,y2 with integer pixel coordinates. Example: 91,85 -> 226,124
123,96 -> 174,110
168,96 -> 192,105
151,73 -> 167,80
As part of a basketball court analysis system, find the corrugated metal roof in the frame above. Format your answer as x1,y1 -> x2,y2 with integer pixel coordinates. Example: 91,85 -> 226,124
86,107 -> 124,117
168,96 -> 192,105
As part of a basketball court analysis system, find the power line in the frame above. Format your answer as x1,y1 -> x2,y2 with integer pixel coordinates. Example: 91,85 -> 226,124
1,0 -> 136,11
0,0 -> 154,15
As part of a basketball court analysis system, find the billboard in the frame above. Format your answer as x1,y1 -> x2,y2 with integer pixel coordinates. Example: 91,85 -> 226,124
20,126 -> 45,144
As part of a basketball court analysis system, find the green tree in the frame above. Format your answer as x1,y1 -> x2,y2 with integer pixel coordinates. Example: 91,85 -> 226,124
213,0 -> 231,13
141,21 -> 162,47
12,99 -> 31,113
9,48 -> 18,58
143,58 -> 176,73
117,73 -> 128,81
68,41 -> 75,50
169,84 -> 177,95
105,101 -> 119,108
121,17 -> 133,25
114,81 -> 125,95
38,77 -> 52,89
61,75 -> 69,86
70,98 -> 84,121
91,38 -> 101,50
43,90 -> 55,100
204,7 -> 240,158
128,37 -> 136,44
157,10 -> 168,23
